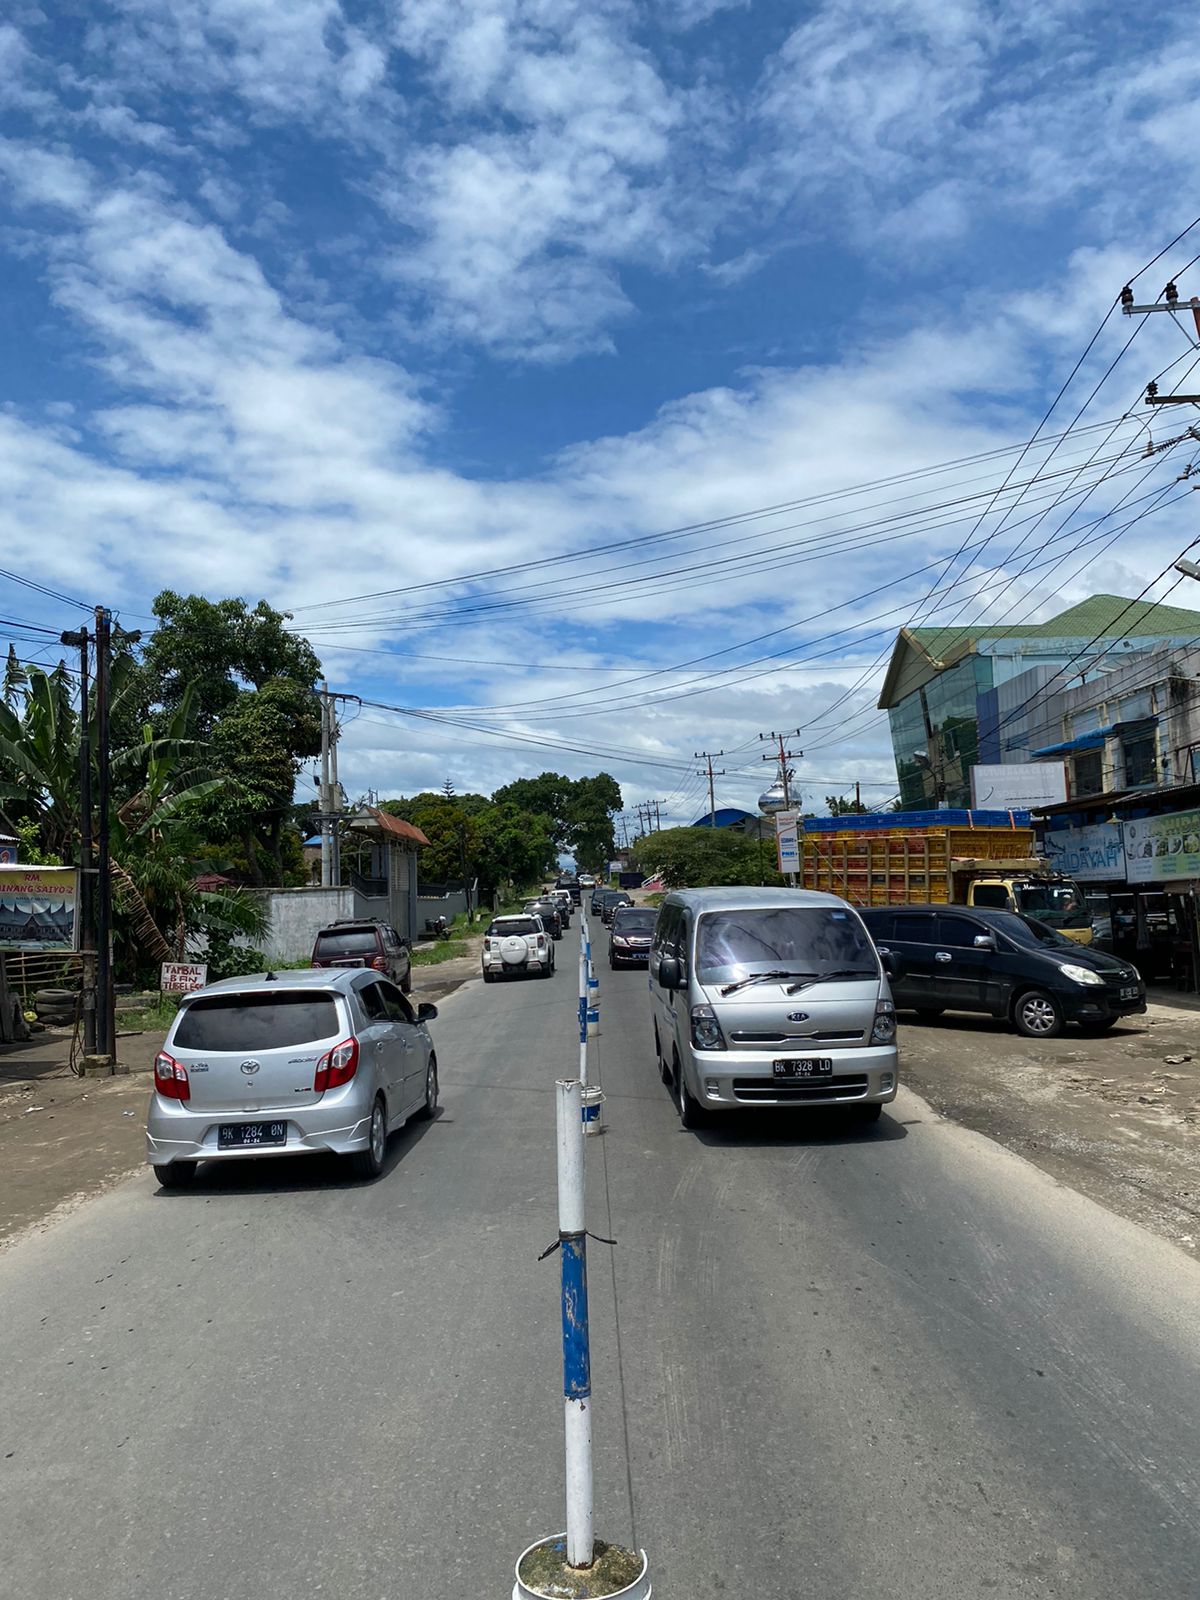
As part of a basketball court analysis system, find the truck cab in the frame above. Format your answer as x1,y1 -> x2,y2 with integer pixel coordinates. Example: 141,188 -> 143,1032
963,872 -> 1093,945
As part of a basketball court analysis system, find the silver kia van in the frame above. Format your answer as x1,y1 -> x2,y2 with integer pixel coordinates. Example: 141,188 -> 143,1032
648,887 -> 899,1127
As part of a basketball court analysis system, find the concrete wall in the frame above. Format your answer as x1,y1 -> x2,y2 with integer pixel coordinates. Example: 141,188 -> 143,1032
250,886 -> 357,964
417,889 -> 468,930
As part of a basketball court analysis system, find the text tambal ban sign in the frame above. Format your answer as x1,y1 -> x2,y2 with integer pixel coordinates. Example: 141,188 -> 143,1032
160,962 -> 208,994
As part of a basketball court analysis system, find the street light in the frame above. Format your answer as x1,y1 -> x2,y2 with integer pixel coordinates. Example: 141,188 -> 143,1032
1174,558 -> 1200,581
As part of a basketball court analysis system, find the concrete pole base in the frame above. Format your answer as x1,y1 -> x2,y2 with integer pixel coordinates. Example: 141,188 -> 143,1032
514,1536 -> 650,1599
80,1054 -> 116,1077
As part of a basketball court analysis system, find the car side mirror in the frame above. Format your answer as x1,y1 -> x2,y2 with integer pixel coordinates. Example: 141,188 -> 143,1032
418,1002 -> 438,1022
657,955 -> 682,991
973,934 -> 997,951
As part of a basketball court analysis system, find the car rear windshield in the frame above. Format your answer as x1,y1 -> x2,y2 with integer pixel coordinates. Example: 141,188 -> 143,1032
314,929 -> 378,956
173,991 -> 341,1051
695,907 -> 877,980
613,909 -> 656,931
490,918 -> 538,936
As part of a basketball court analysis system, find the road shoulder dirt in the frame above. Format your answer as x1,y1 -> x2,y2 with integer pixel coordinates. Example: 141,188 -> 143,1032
900,998 -> 1199,1257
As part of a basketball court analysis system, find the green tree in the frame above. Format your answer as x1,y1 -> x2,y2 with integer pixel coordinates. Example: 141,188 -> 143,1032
825,794 -> 868,816
491,770 -> 622,865
383,793 -> 481,885
141,592 -> 321,731
630,826 -> 783,889
474,802 -> 556,894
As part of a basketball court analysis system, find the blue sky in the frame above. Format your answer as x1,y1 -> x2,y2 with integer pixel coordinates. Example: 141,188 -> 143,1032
4,0 -> 1200,826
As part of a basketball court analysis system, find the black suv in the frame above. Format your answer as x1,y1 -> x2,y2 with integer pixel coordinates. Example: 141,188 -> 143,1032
526,899 -> 564,940
555,876 -> 583,905
311,919 -> 413,993
859,905 -> 1145,1039
597,889 -> 633,925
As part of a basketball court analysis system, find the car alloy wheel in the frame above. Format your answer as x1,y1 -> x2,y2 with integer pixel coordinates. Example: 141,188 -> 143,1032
419,1057 -> 438,1119
1015,989 -> 1063,1038
351,1096 -> 388,1179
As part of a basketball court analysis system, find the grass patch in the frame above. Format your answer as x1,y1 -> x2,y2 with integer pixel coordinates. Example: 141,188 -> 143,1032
116,994 -> 180,1033
411,939 -> 470,966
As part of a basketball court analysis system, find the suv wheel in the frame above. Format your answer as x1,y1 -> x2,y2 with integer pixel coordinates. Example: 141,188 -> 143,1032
1013,989 -> 1063,1039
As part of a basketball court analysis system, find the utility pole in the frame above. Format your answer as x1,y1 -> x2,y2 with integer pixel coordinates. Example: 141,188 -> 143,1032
694,750 -> 725,828
759,730 -> 804,886
1123,282 -> 1200,404
329,694 -> 341,889
61,624 -> 96,1055
93,606 -> 114,1064
319,684 -> 332,888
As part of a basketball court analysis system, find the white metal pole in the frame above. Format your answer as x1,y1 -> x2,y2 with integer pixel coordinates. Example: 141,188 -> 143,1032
555,1079 -> 593,1569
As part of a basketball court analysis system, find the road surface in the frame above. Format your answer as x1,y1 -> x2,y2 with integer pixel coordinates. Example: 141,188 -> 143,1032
2,920 -> 1198,1598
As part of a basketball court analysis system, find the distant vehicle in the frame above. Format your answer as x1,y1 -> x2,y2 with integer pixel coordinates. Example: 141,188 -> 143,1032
858,905 -> 1145,1038
802,813 -> 1094,944
617,871 -> 646,890
525,898 -> 564,939
609,905 -> 657,967
650,888 -> 897,1129
555,876 -> 583,905
578,873 -> 596,889
482,915 -> 556,982
311,919 -> 412,993
598,890 -> 632,925
550,888 -> 574,921
146,969 -> 438,1187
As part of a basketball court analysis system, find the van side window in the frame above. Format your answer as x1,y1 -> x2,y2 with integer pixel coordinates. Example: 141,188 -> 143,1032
654,905 -> 680,955
865,912 -> 894,941
893,913 -> 934,941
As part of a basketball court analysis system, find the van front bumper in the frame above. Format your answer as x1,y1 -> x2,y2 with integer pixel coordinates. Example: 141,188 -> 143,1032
686,1045 -> 899,1110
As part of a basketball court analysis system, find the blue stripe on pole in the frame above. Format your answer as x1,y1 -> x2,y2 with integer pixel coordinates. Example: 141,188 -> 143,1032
561,1235 -> 591,1399
578,996 -> 587,1043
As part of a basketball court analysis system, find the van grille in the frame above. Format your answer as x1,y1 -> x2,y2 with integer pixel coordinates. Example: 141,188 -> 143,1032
732,1075 -> 869,1103
728,1030 -> 864,1047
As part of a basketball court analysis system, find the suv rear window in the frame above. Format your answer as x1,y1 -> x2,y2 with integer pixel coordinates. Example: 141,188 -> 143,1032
314,929 -> 379,956
173,992 -> 341,1050
490,918 -> 538,936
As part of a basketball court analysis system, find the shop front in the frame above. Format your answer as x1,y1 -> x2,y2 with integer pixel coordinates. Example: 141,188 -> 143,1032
1035,786 -> 1200,990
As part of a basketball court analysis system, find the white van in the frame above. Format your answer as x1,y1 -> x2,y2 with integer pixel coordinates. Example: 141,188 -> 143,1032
649,887 -> 899,1128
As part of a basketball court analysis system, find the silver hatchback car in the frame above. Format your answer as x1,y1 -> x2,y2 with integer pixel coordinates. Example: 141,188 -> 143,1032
146,969 -> 439,1188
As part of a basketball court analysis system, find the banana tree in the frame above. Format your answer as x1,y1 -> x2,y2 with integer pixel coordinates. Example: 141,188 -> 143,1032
0,662 -> 80,858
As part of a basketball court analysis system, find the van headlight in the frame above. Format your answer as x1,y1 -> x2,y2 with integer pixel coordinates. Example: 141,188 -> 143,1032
871,999 -> 896,1044
1058,963 -> 1104,986
690,1004 -> 725,1051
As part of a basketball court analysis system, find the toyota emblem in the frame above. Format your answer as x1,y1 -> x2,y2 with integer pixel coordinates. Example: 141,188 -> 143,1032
240,1059 -> 261,1076
786,1012 -> 809,1022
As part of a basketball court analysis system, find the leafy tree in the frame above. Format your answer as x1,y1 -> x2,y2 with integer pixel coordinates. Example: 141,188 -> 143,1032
383,793 -> 481,885
825,794 -> 868,816
141,591 -> 321,731
492,770 -> 622,865
630,826 -> 783,889
474,802 -> 556,894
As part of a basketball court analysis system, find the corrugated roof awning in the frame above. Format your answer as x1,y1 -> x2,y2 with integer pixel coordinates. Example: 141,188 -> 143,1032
1031,730 -> 1110,757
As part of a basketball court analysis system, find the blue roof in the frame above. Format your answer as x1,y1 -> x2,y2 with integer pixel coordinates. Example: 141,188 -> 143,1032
804,808 -> 1031,832
1031,731 -> 1109,757
690,807 -> 760,828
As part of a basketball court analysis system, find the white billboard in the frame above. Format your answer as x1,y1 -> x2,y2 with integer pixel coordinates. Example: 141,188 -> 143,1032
1041,822 -> 1125,883
775,811 -> 799,872
970,763 -> 1068,811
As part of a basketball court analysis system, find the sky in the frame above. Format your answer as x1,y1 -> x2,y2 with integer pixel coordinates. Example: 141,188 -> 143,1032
5,0 -> 1200,831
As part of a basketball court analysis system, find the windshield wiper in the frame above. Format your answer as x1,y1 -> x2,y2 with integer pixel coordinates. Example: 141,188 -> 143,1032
784,967 -> 877,994
719,969 -> 814,996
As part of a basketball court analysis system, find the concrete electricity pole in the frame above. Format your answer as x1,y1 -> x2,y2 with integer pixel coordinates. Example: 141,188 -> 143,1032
695,750 -> 725,828
759,729 -> 803,887
319,684 -> 332,888
93,607 -> 114,1062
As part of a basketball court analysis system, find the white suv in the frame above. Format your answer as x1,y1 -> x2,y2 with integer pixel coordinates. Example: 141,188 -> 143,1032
481,915 -> 556,982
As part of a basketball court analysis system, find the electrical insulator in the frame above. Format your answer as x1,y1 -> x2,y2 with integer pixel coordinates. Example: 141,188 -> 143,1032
1120,285 -> 1133,306
1165,281 -> 1179,303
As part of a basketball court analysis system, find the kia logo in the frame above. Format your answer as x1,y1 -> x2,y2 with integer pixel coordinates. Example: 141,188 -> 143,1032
240,1060 -> 261,1076
786,1012 -> 810,1022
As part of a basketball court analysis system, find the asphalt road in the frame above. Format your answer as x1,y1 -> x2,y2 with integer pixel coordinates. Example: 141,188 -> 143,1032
2,918 -> 1199,1599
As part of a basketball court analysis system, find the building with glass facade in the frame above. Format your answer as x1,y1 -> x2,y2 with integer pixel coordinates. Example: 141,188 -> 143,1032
879,595 -> 1200,808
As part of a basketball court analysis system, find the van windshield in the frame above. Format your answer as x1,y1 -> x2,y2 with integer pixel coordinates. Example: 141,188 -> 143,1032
695,908 -> 877,982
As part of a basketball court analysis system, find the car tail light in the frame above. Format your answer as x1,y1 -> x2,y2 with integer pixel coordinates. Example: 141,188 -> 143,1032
371,955 -> 388,972
314,1037 -> 360,1093
537,935 -> 547,949
154,1050 -> 190,1102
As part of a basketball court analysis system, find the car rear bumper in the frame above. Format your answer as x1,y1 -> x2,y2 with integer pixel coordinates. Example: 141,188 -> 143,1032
685,1045 -> 899,1109
146,1093 -> 374,1166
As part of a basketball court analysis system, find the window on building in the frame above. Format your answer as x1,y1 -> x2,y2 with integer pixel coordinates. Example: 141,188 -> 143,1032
1121,721 -> 1157,788
1073,749 -> 1104,796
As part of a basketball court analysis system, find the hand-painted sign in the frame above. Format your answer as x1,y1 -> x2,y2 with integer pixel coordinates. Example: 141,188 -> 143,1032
160,962 -> 209,995
1041,822 -> 1125,883
1123,809 -> 1200,884
0,866 -> 78,951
